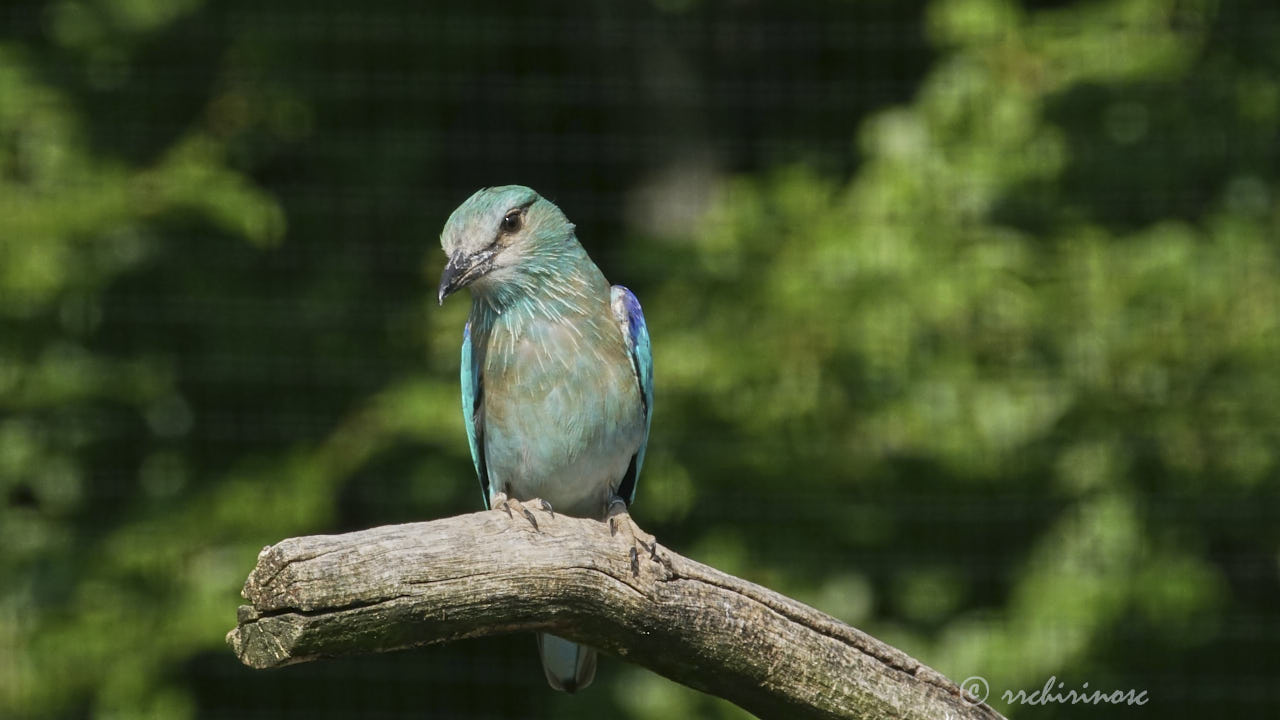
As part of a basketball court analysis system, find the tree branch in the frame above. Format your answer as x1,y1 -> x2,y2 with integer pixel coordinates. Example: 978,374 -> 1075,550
227,500 -> 1003,720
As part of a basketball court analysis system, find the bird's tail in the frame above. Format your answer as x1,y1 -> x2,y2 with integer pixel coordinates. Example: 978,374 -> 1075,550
536,633 -> 597,693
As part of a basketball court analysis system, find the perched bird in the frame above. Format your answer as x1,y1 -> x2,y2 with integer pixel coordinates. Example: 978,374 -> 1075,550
437,186 -> 653,692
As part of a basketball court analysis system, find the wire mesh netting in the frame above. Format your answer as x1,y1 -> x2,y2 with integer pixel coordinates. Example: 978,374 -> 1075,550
2,1 -> 1279,718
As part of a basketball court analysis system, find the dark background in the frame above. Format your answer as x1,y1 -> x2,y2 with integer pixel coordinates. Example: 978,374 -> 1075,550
2,0 -> 1278,718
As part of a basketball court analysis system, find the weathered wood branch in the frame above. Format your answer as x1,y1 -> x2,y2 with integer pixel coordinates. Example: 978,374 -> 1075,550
227,501 -> 1003,720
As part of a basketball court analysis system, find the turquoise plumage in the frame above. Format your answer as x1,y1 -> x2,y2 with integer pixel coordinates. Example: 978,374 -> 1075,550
438,186 -> 653,692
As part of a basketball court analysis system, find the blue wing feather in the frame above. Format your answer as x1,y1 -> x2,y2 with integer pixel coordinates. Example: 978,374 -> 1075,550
460,321 -> 490,508
611,286 -> 653,506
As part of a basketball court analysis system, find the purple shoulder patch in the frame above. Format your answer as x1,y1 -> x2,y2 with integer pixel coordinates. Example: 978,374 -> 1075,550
613,285 -> 644,336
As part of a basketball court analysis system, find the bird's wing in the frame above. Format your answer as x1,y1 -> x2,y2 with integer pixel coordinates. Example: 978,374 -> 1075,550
610,285 -> 653,506
461,320 -> 491,508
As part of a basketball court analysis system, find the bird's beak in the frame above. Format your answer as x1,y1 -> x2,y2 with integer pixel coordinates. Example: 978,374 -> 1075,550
437,255 -> 465,305
437,250 -> 494,305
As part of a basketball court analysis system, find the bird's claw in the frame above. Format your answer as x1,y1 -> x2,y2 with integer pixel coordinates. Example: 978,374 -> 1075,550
491,492 -> 513,517
540,499 -> 555,518
490,492 -> 541,532
606,495 -> 656,577
607,496 -> 627,537
522,506 -> 539,531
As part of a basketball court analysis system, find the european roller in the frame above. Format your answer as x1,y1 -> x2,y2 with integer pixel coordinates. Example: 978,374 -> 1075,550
437,186 -> 654,693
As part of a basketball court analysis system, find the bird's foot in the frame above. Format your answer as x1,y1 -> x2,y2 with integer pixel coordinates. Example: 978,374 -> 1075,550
606,496 -> 657,577
490,492 -> 541,532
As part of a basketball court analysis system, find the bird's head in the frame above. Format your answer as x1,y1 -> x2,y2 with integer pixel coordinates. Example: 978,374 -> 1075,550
437,185 -> 577,305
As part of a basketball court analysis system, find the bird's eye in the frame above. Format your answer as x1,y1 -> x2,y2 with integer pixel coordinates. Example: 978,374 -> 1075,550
501,210 -> 522,233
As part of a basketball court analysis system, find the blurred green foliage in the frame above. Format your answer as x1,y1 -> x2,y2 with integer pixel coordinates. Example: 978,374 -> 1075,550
2,0 -> 1278,718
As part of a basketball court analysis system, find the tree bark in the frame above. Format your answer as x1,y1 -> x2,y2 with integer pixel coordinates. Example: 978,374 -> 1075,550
227,500 -> 1003,720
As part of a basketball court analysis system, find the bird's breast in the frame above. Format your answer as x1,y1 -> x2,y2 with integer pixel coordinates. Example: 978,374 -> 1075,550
482,311 -> 643,518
